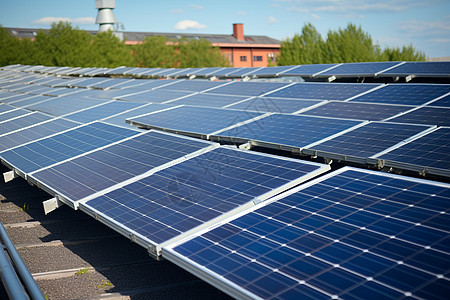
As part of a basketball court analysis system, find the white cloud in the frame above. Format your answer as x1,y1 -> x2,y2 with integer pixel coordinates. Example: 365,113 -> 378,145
170,9 -> 184,13
236,11 -> 246,15
311,14 -> 320,20
189,4 -> 204,10
174,20 -> 207,30
268,16 -> 278,23
33,16 -> 95,25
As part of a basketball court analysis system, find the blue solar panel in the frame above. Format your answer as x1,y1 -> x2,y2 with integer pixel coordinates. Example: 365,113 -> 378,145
63,101 -> 144,123
225,68 -> 260,77
306,122 -> 434,159
0,118 -> 78,153
388,106 -> 450,126
157,80 -> 229,92
0,112 -> 52,135
380,61 -> 450,77
81,147 -> 329,254
316,62 -> 402,77
428,94 -> 450,107
279,64 -> 338,77
0,108 -> 30,122
29,130 -> 215,203
206,67 -> 242,77
117,90 -> 193,103
166,167 -> 450,300
379,127 -> 450,176
1,122 -> 140,173
0,104 -> 16,113
300,101 -> 413,121
8,95 -> 53,108
168,93 -> 249,108
213,114 -> 362,150
189,67 -> 225,76
128,106 -> 264,136
208,81 -> 291,97
250,66 -> 298,77
350,84 -> 450,106
227,97 -> 323,114
0,92 -> 34,104
26,95 -> 109,116
265,82 -> 379,100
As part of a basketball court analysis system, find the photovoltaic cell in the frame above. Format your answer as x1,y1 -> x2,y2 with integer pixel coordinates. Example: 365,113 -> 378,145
388,106 -> 450,126
8,95 -> 54,108
379,127 -> 450,176
227,97 -> 323,114
279,64 -> 338,76
208,81 -> 290,97
428,94 -> 450,107
29,130 -> 215,203
0,104 -> 16,114
250,66 -> 298,77
0,108 -> 30,122
1,122 -> 140,173
157,80 -> 229,92
81,147 -> 329,251
316,62 -> 401,77
166,167 -> 450,300
116,90 -> 193,103
350,84 -> 450,106
128,106 -> 264,136
0,112 -> 52,136
213,114 -> 362,150
63,101 -> 144,123
26,95 -> 109,116
0,118 -> 79,153
306,122 -> 433,158
265,82 -> 379,100
380,61 -> 450,77
299,101 -> 413,121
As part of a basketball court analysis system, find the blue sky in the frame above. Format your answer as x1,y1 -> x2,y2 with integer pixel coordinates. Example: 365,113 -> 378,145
0,0 -> 449,58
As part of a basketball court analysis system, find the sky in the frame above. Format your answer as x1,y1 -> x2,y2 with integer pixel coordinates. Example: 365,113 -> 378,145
0,0 -> 449,58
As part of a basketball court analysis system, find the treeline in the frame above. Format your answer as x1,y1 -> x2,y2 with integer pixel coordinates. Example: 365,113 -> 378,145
278,23 -> 426,65
0,22 -> 426,68
0,22 -> 230,68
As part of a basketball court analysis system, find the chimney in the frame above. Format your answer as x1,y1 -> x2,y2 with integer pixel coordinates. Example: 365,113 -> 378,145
96,0 -> 117,32
233,23 -> 244,41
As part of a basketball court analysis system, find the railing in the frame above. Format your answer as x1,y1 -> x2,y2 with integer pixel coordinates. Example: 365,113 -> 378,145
0,222 -> 45,300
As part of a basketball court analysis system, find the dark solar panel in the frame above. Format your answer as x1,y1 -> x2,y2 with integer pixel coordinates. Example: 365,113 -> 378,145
64,101 -> 144,123
117,90 -> 193,103
280,64 -> 338,76
0,108 -> 30,122
81,147 -> 329,254
316,62 -> 402,77
265,82 -> 379,100
350,84 -> 450,106
166,167 -> 450,300
227,97 -> 323,114
307,122 -> 434,158
128,106 -> 264,136
379,127 -> 450,176
168,93 -> 249,108
208,81 -> 290,97
380,61 -> 450,76
26,95 -> 109,116
157,80 -> 229,92
299,101 -> 413,121
388,106 -> 450,126
0,112 -> 52,135
213,114 -> 362,150
428,94 -> 450,107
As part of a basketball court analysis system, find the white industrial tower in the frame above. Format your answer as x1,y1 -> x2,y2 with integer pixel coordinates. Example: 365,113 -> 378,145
95,0 -> 117,32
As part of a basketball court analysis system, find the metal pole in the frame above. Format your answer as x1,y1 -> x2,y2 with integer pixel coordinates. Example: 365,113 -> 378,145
0,244 -> 29,300
0,222 -> 45,300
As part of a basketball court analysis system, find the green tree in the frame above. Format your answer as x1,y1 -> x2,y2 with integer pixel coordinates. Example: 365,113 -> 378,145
278,23 -> 325,65
176,38 -> 230,68
380,44 -> 426,61
91,31 -> 134,67
0,26 -> 22,66
133,36 -> 177,67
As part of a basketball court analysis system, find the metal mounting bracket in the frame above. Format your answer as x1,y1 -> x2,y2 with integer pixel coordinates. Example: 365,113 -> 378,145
3,170 -> 17,183
43,197 -> 64,215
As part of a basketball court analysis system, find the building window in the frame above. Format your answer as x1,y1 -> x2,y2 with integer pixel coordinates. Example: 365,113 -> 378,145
240,56 -> 247,62
268,53 -> 276,63
253,56 -> 263,62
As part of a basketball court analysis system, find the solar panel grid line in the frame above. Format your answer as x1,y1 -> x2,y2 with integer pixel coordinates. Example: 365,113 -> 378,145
371,125 -> 439,159
192,80 -> 235,94
382,105 -> 424,122
291,100 -> 330,115
0,106 -> 22,116
122,104 -> 183,124
343,84 -> 387,102
164,166 -> 450,299
374,62 -> 406,77
312,63 -> 343,77
97,102 -> 151,122
221,96 -> 257,109
9,95 -> 55,109
266,65 -> 301,77
0,111 -> 35,125
256,82 -> 297,98
424,91 -> 450,107
207,112 -> 273,138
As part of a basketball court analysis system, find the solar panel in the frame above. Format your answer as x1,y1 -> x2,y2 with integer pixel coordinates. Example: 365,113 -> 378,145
80,147 -> 330,256
165,167 -> 450,300
208,81 -> 290,97
378,127 -> 450,177
428,94 -> 450,107
0,118 -> 79,153
0,104 -> 16,114
315,62 -> 402,78
379,61 -> 450,77
1,122 -> 140,174
303,122 -> 434,163
26,95 -> 110,116
8,95 -> 54,108
28,130 -> 216,207
387,106 -> 450,126
212,114 -> 362,151
227,97 -> 323,114
350,84 -> 450,106
116,90 -> 193,103
189,67 -> 226,77
0,112 -> 52,136
299,101 -> 413,121
101,103 -> 177,128
250,66 -> 299,77
127,106 -> 265,137
202,67 -> 240,77
265,82 -> 380,100
63,101 -> 144,123
168,93 -> 250,108
279,64 -> 338,77
157,80 -> 229,92
225,68 -> 261,77
0,108 -> 31,122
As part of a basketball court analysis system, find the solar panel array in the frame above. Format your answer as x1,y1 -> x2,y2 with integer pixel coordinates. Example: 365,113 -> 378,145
1,62 -> 449,299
